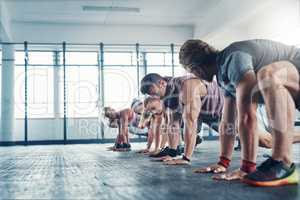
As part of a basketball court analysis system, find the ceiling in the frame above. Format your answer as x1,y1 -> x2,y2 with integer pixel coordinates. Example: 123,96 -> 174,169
4,0 -> 222,26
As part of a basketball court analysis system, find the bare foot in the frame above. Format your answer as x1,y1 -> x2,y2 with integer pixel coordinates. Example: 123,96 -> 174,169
212,169 -> 247,181
193,164 -> 226,173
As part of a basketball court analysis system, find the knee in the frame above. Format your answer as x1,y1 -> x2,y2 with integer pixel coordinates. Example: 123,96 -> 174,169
257,65 -> 282,90
257,65 -> 276,81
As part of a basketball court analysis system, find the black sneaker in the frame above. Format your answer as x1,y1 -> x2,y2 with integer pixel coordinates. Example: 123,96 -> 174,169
168,148 -> 178,157
115,143 -> 123,149
149,147 -> 170,158
122,143 -> 131,149
176,145 -> 184,156
243,157 -> 299,187
195,135 -> 203,147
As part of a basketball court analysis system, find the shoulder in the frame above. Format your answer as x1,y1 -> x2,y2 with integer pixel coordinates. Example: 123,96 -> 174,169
120,108 -> 132,117
182,78 -> 206,96
217,40 -> 254,64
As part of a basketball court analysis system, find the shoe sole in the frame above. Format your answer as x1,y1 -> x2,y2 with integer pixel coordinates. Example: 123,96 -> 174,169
243,169 -> 299,187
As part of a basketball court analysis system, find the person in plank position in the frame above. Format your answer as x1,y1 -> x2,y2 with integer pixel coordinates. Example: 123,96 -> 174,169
104,99 -> 144,151
140,73 -> 224,163
179,39 -> 300,186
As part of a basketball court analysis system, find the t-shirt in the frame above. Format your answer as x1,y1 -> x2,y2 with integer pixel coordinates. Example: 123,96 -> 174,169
216,39 -> 300,98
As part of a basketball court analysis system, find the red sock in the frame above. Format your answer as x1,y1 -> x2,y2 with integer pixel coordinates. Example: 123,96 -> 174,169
240,160 -> 256,173
217,156 -> 231,168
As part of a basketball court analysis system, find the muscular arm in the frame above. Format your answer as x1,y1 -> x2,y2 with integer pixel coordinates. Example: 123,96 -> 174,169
153,115 -> 163,151
181,79 -> 205,160
236,70 -> 258,163
146,122 -> 154,150
219,97 -> 237,159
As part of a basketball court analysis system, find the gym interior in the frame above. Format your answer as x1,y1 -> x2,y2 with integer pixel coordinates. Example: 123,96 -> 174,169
0,0 -> 300,199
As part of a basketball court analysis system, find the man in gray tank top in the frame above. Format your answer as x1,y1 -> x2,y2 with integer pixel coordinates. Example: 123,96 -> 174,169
179,39 -> 300,186
140,73 -> 224,164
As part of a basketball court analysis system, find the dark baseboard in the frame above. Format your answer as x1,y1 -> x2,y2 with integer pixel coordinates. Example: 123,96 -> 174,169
0,138 -> 147,146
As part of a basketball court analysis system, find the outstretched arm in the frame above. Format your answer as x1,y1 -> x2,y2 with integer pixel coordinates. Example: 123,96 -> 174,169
166,79 -> 203,165
182,80 -> 203,160
194,96 -> 237,173
152,115 -> 162,152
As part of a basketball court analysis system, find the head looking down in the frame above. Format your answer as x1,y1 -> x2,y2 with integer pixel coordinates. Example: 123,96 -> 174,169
104,107 -> 119,128
131,98 -> 144,115
140,73 -> 168,98
179,39 -> 219,82
138,96 -> 163,129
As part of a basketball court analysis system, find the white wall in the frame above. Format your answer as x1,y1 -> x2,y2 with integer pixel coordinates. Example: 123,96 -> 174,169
193,0 -> 300,48
193,0 -> 300,120
11,22 -> 193,44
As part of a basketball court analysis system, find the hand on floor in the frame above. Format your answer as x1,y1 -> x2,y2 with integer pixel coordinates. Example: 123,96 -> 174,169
149,150 -> 161,156
212,169 -> 247,181
193,163 -> 226,173
136,149 -> 149,154
152,155 -> 173,162
106,146 -> 116,151
165,158 -> 190,165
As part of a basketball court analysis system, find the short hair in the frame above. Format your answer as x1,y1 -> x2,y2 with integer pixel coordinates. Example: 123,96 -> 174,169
104,107 -> 114,118
144,96 -> 160,107
131,98 -> 143,109
140,73 -> 163,95
179,39 -> 219,71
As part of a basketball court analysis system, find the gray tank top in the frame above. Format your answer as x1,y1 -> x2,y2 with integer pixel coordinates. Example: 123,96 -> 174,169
163,76 -> 224,119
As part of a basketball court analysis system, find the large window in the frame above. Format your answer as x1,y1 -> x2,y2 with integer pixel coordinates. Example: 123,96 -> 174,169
12,47 -> 185,120
104,52 -> 138,109
61,65 -> 98,118
15,51 -> 54,118
146,52 -> 173,77
105,52 -> 133,65
59,52 -> 98,118
104,67 -> 138,109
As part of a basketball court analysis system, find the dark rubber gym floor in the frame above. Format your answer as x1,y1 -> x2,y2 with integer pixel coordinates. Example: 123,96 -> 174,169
0,141 -> 299,200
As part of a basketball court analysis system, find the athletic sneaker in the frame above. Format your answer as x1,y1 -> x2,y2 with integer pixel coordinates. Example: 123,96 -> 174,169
195,135 -> 203,147
149,147 -> 170,158
115,143 -> 123,149
122,143 -> 131,149
176,145 -> 184,156
243,157 -> 299,187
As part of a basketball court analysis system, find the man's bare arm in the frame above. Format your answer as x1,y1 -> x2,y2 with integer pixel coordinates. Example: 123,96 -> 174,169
181,79 -> 204,160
